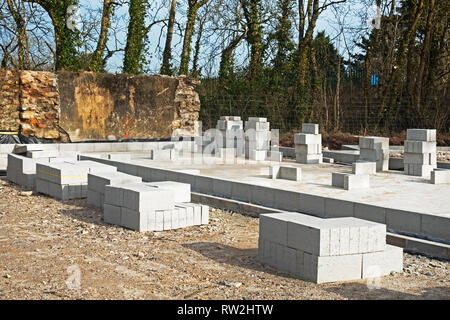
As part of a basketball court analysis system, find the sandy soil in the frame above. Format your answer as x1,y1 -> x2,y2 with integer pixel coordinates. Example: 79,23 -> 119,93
0,177 -> 449,300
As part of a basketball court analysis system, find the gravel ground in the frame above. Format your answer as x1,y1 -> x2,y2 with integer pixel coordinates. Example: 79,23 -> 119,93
0,177 -> 449,300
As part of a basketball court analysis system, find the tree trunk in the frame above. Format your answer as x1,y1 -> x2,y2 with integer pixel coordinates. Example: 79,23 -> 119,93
160,0 -> 177,75
90,0 -> 114,72
123,0 -> 147,74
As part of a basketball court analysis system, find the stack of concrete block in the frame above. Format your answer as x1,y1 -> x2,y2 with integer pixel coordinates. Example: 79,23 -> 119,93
352,160 -> 376,175
36,161 -> 117,200
431,169 -> 450,184
332,172 -> 370,190
258,212 -> 403,284
6,154 -> 40,189
216,116 -> 244,152
6,151 -> 79,189
294,124 -> 322,164
103,181 -> 208,231
87,171 -> 143,209
404,129 -> 437,177
270,165 -> 301,182
245,118 -> 271,161
359,136 -> 389,171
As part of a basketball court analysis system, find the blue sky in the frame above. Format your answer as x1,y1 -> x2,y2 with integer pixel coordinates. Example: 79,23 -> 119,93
77,0 -> 371,75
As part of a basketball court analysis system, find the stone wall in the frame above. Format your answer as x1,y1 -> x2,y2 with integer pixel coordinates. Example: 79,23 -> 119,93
0,70 -> 200,141
0,70 -> 20,132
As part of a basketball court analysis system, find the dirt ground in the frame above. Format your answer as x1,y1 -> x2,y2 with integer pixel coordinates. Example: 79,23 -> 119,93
0,177 -> 449,300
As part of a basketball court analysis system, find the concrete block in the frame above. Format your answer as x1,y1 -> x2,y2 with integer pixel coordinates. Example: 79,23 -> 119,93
201,205 -> 209,225
286,216 -> 330,256
122,184 -> 175,211
192,204 -> 202,225
245,121 -> 270,131
344,174 -> 370,190
406,129 -> 436,142
231,182 -> 252,202
108,153 -> 132,161
404,153 -> 432,165
87,189 -> 103,208
110,143 -> 127,152
331,172 -> 346,188
259,213 -> 291,246
248,117 -> 266,122
215,148 -> 236,159
175,205 -> 187,228
36,162 -> 89,185
245,130 -> 270,141
324,198 -> 354,218
121,207 -> 148,231
93,143 -> 112,152
76,161 -> 117,174
362,245 -> 403,278
295,144 -> 321,155
103,203 -> 122,225
273,190 -> 299,211
296,153 -> 323,164
251,185 -> 275,207
431,169 -> 450,184
249,150 -> 267,161
299,193 -> 325,217
354,203 -> 386,224
359,136 -> 389,150
352,161 -> 376,175
266,150 -> 283,162
308,252 -> 363,284
163,210 -> 172,230
88,171 -> 142,194
171,208 -> 180,229
154,210 -> 164,231
404,163 -> 434,177
125,142 -> 144,152
8,154 -> 37,173
212,179 -> 232,198
150,149 -> 176,161
47,182 -> 69,200
386,209 -> 421,236
36,178 -> 49,195
279,166 -> 301,182
421,214 -> 450,243
323,157 -> 334,164
294,133 -> 322,145
26,150 -> 60,159
302,123 -> 319,135
193,175 -> 213,194
146,181 -> 191,203
404,140 -> 436,153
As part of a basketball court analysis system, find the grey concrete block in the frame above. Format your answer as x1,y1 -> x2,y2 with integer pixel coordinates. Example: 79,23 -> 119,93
146,181 -> 191,203
279,166 -> 302,182
431,169 -> 450,184
201,205 -> 209,225
294,133 -> 322,145
110,143 -> 127,152
93,143 -> 112,152
354,203 -> 386,224
103,203 -> 122,225
122,184 -> 175,211
273,190 -> 299,211
248,150 -> 267,161
76,160 -> 117,174
404,140 -> 436,153
163,210 -> 172,230
310,252 -> 363,284
155,210 -> 164,231
295,144 -> 321,155
36,178 -> 49,195
296,153 -> 323,164
125,142 -> 144,152
386,209 -> 422,236
87,189 -> 103,208
88,171 -> 142,194
302,123 -> 319,135
404,163 -> 434,177
212,179 -> 232,198
245,121 -> 270,131
299,193 -> 325,217
175,205 -> 187,228
323,157 -> 334,164
8,153 -> 37,173
286,216 -> 331,256
324,198 -> 354,218
362,245 -> 403,278
231,182 -> 252,202
26,150 -> 60,159
248,117 -> 266,122
193,175 -> 213,194
352,161 -> 376,175
170,208 -> 180,229
331,172 -> 346,188
421,214 -> 450,243
121,207 -> 148,231
266,150 -> 283,162
259,213 -> 291,246
359,136 -> 389,150
269,165 -> 280,179
251,185 -> 275,207
406,129 -> 436,142
48,182 -> 69,200
344,174 -> 370,190
404,153 -> 433,165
